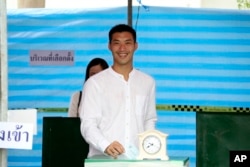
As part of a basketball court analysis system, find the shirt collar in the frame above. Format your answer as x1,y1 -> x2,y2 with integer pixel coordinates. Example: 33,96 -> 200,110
108,67 -> 135,80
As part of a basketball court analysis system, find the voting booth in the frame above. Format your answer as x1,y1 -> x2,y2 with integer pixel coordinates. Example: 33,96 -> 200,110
41,117 -> 190,167
42,117 -> 89,167
196,112 -> 250,167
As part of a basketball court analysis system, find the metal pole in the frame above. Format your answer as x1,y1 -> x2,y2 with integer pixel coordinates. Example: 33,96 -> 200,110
0,0 -> 8,166
127,0 -> 132,26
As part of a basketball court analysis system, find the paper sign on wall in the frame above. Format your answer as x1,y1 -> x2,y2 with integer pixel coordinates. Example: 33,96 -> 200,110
30,50 -> 74,66
0,122 -> 33,149
8,109 -> 37,135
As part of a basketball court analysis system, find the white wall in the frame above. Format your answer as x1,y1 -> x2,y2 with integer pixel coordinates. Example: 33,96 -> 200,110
201,0 -> 238,9
7,0 -> 201,9
7,0 -> 240,9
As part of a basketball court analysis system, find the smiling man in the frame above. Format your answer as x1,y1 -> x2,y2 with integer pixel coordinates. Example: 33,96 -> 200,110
80,24 -> 157,159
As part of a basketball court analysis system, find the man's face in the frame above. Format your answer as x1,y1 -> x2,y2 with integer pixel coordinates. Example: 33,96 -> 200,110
108,31 -> 138,66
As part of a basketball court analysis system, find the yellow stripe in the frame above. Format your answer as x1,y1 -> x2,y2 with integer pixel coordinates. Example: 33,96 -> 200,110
36,105 -> 250,113
156,105 -> 250,113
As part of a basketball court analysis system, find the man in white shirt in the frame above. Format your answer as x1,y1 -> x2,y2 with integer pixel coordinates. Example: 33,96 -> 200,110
80,24 -> 157,159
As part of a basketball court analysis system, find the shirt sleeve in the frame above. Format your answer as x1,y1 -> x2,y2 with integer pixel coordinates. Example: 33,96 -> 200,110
79,78 -> 110,153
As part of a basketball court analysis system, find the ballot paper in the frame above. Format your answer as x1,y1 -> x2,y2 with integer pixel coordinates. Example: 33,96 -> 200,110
118,144 -> 139,160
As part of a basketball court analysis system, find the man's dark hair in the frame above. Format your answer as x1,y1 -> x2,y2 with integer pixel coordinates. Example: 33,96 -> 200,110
108,24 -> 137,43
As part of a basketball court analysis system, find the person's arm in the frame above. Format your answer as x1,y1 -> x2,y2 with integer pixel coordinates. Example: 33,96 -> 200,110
79,79 -> 110,153
68,92 -> 79,117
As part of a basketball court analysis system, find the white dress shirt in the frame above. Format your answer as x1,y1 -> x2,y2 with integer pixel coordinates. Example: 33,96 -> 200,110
80,67 -> 157,157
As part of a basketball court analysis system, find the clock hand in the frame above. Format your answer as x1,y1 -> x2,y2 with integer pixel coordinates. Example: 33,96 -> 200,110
147,143 -> 154,148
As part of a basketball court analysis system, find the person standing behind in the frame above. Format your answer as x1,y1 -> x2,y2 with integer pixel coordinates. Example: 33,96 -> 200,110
68,57 -> 109,117
80,24 -> 157,158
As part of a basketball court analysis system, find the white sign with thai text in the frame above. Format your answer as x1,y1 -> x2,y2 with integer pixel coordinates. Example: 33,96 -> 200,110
8,109 -> 37,135
0,122 -> 33,149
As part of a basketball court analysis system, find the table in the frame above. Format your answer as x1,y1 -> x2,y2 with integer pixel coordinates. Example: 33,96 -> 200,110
85,155 -> 189,167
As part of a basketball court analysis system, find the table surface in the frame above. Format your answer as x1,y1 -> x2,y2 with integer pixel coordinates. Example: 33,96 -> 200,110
85,155 -> 189,167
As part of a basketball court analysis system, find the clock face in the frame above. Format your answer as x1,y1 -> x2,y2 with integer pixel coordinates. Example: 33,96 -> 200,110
142,135 -> 161,154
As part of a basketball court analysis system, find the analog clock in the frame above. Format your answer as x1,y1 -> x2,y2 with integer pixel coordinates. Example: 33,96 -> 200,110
137,129 -> 169,160
142,135 -> 161,154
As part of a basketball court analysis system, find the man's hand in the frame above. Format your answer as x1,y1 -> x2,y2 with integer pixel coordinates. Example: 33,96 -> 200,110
104,141 -> 125,158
